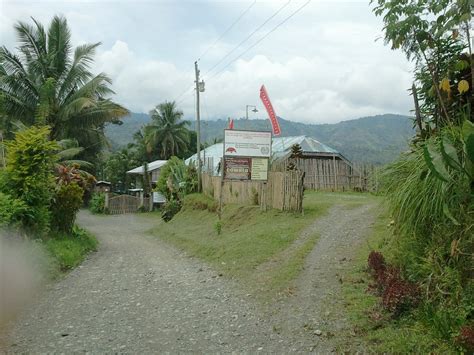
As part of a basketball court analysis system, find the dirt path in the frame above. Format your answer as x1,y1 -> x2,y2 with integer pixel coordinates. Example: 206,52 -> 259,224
270,202 -> 377,352
2,202 -> 376,353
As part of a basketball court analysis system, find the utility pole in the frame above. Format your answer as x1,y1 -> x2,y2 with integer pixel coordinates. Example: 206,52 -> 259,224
194,61 -> 203,192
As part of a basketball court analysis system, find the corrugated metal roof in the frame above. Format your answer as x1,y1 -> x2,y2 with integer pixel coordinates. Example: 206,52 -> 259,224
126,160 -> 168,175
185,136 -> 341,174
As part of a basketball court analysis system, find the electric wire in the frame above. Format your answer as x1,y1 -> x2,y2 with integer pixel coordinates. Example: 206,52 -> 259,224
204,0 -> 292,75
197,0 -> 257,62
208,0 -> 311,82
173,1 -> 257,105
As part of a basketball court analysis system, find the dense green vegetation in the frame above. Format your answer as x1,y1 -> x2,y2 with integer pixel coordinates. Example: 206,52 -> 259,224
106,113 -> 414,165
342,209 -> 454,353
0,16 -> 112,274
98,102 -> 196,192
0,15 -> 129,169
343,0 -> 473,352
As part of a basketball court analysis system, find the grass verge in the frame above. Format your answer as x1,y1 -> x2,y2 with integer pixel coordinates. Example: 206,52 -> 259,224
341,206 -> 455,353
44,226 -> 98,274
150,191 -> 377,298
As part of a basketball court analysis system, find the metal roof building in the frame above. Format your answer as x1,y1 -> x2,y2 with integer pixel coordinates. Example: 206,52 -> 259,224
185,136 -> 349,176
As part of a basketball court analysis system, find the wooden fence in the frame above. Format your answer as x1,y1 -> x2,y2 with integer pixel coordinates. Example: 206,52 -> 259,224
202,171 -> 305,212
106,194 -> 151,214
272,157 -> 378,192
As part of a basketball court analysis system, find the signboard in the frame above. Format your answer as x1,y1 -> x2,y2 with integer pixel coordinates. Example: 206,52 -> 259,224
224,157 -> 251,180
224,130 -> 271,158
251,158 -> 268,180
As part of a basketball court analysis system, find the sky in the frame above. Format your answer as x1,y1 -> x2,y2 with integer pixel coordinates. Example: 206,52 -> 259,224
0,0 -> 414,124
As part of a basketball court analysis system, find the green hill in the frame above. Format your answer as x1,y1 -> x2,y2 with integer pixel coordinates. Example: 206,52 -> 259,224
105,113 -> 414,164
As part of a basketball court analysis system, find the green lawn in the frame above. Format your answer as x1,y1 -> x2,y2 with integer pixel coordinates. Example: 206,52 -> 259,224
149,191 -> 378,298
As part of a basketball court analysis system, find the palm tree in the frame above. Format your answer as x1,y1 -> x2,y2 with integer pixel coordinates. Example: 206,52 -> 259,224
0,15 -> 129,163
144,101 -> 190,159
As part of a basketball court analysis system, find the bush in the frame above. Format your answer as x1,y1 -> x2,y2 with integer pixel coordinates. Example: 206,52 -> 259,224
89,193 -> 106,214
161,199 -> 182,222
156,157 -> 197,200
3,126 -> 58,235
0,192 -> 27,228
51,183 -> 84,233
45,226 -> 98,271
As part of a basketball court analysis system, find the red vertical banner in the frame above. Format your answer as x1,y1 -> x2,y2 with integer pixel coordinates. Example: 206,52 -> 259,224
259,85 -> 281,136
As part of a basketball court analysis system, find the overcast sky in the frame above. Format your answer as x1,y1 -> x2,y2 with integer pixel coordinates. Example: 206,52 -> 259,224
0,0 -> 413,124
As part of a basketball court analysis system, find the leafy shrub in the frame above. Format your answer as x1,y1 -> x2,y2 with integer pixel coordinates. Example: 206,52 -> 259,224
51,183 -> 84,233
0,192 -> 27,227
3,126 -> 58,235
161,199 -> 182,222
156,157 -> 197,200
89,193 -> 106,214
45,226 -> 98,271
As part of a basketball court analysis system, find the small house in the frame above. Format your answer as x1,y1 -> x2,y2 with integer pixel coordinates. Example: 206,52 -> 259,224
126,160 -> 168,203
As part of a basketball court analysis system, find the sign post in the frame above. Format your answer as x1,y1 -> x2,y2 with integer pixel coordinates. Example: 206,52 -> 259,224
222,129 -> 271,182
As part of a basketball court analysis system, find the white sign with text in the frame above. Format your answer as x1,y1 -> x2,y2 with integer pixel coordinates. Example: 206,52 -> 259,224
224,130 -> 272,158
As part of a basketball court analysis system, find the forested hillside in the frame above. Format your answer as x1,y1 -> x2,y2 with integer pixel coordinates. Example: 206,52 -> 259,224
106,113 -> 414,164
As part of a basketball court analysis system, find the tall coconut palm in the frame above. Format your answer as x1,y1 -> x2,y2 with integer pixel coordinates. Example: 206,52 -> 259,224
0,15 -> 129,163
144,101 -> 190,159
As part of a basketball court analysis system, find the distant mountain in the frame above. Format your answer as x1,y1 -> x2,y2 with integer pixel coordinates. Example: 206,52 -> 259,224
105,113 -> 415,165
105,112 -> 149,149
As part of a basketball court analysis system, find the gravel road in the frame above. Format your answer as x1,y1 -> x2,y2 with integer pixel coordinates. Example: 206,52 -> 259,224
2,201 -> 376,353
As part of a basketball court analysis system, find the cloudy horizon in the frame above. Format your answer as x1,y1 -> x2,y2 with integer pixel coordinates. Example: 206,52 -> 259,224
0,0 -> 414,124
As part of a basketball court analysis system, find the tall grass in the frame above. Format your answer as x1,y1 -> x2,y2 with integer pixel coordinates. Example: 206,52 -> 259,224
381,135 -> 473,344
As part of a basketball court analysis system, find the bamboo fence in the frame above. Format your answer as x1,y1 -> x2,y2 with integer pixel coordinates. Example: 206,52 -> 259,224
202,170 -> 304,212
106,194 -> 151,214
272,157 -> 378,192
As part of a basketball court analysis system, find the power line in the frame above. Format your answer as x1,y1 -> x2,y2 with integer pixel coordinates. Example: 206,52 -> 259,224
204,0 -> 292,76
173,83 -> 195,106
208,0 -> 311,82
173,1 -> 257,105
197,0 -> 257,62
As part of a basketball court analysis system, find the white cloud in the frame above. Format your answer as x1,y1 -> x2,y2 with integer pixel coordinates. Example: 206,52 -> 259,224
1,0 -> 414,124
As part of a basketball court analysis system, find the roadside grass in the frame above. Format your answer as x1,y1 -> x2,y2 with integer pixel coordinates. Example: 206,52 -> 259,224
340,206 -> 454,353
149,191 -> 378,298
44,226 -> 98,274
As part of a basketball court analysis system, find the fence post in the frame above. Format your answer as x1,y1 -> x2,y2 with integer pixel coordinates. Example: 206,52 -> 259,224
105,192 -> 109,209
